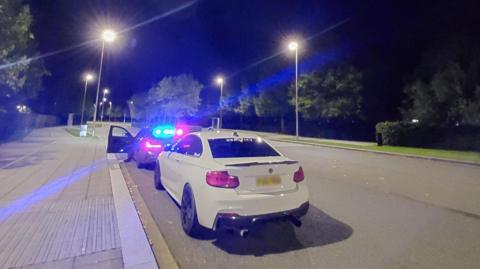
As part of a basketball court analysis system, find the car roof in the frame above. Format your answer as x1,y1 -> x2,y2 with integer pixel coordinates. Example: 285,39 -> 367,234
189,129 -> 261,140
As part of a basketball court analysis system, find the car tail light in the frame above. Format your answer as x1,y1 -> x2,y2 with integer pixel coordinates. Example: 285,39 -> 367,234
206,171 -> 239,188
175,128 -> 184,136
293,166 -> 304,182
145,140 -> 162,149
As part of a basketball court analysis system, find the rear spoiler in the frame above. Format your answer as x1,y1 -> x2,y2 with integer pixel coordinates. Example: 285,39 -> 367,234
224,160 -> 298,167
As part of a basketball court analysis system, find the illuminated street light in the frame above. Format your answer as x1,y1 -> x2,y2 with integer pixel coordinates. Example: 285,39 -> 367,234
92,29 -> 117,135
80,72 -> 94,125
100,88 -> 109,122
288,40 -> 300,138
288,41 -> 299,51
17,104 -> 27,113
102,29 -> 117,43
215,75 -> 225,128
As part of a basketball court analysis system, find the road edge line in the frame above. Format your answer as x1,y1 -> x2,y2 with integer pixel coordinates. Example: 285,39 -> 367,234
273,138 -> 480,167
108,153 -> 158,269
119,162 -> 180,269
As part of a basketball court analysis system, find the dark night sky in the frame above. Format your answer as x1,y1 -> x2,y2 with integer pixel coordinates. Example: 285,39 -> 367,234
27,0 -> 480,122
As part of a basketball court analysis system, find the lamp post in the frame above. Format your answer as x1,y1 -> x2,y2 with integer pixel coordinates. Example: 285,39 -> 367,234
92,29 -> 116,135
80,73 -> 94,125
108,101 -> 112,122
288,41 -> 299,138
100,89 -> 108,122
129,100 -> 134,124
215,76 -> 224,128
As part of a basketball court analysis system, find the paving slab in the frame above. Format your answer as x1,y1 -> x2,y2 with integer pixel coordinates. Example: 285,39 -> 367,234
0,127 -> 123,269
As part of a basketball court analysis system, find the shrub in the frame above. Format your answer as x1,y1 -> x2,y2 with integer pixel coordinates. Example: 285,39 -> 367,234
375,121 -> 417,146
376,121 -> 480,150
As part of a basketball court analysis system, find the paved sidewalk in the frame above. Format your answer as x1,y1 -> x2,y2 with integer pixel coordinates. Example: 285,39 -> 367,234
0,127 -> 122,269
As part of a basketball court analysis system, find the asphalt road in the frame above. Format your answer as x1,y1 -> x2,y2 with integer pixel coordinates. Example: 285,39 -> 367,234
122,140 -> 480,269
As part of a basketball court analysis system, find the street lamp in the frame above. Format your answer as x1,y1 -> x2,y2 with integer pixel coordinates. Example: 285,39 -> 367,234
100,88 -> 109,122
288,40 -> 299,138
92,29 -> 117,135
80,73 -> 94,125
108,101 -> 113,122
215,76 -> 224,128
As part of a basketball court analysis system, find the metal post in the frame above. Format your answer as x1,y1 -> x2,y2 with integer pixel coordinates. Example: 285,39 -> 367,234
219,82 -> 223,129
80,79 -> 88,125
295,48 -> 299,138
100,91 -> 106,122
108,102 -> 112,122
92,41 -> 105,136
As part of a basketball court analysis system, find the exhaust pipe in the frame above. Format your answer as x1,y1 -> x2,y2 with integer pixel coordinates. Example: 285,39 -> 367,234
289,216 -> 302,227
239,229 -> 249,238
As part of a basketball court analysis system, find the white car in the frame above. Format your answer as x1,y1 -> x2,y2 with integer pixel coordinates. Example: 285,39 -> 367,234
154,130 -> 309,237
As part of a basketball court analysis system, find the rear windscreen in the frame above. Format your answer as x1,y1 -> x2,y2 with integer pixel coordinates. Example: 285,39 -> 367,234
208,138 -> 280,158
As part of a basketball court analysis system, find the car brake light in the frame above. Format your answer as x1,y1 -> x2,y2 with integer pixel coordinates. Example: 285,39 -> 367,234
206,171 -> 239,188
293,166 -> 304,182
176,128 -> 184,136
145,140 -> 162,149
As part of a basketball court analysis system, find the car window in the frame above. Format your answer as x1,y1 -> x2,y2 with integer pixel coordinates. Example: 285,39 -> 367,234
111,127 -> 131,138
208,137 -> 280,158
174,135 -> 202,157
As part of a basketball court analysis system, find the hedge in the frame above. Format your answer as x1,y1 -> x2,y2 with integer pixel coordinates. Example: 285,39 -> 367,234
0,112 -> 59,142
375,121 -> 480,151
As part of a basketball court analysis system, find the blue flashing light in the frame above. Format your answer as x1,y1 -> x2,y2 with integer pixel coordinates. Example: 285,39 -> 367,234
152,125 -> 175,138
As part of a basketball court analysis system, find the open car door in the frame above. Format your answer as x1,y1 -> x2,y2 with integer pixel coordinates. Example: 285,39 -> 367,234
107,126 -> 134,153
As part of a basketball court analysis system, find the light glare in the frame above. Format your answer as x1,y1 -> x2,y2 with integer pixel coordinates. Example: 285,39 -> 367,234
288,41 -> 299,51
102,29 -> 117,42
215,76 -> 224,85
85,73 -> 94,81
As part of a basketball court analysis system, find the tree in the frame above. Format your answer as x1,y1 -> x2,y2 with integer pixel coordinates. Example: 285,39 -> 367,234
146,74 -> 203,122
291,65 -> 363,121
253,87 -> 290,132
234,84 -> 255,115
0,0 -> 47,108
108,105 -> 123,121
401,37 -> 480,126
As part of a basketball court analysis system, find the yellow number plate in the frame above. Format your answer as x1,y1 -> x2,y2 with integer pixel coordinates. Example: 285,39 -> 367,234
256,175 -> 281,187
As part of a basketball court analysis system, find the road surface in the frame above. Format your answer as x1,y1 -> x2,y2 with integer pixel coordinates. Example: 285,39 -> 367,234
122,139 -> 480,269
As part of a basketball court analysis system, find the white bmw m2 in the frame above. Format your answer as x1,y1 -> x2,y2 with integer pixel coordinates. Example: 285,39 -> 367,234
154,130 -> 309,237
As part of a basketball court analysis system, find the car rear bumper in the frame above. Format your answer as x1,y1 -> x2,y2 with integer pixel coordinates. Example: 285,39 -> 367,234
137,150 -> 161,164
213,202 -> 309,230
194,182 -> 309,229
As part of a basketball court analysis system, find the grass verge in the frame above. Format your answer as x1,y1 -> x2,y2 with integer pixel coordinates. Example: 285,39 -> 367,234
277,138 -> 480,164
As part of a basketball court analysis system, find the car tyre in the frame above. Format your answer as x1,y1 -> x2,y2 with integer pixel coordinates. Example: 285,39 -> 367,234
154,162 -> 164,190
136,159 -> 144,169
125,151 -> 133,162
180,184 -> 202,237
